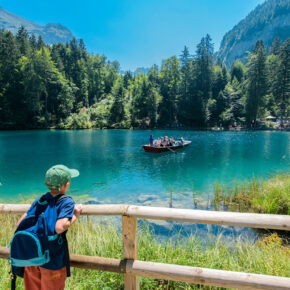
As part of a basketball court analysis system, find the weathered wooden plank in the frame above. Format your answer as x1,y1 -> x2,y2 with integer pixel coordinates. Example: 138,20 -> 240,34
70,254 -> 126,273
127,260 -> 290,290
1,204 -> 289,230
0,247 -> 289,289
81,204 -> 129,216
0,204 -> 128,216
122,216 -> 139,290
0,246 -> 9,259
0,204 -> 30,214
126,206 -> 290,231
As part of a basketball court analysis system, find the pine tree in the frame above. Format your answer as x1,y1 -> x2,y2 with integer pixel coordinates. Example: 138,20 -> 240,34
16,26 -> 30,56
109,78 -> 125,125
158,56 -> 180,126
270,37 -> 282,56
193,34 -> 214,126
87,54 -> 106,104
178,46 -> 192,124
36,35 -> 45,50
246,40 -> 267,125
0,31 -> 22,127
276,39 -> 290,121
230,60 -> 245,83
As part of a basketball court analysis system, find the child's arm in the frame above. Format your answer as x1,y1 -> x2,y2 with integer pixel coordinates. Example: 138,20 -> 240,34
16,213 -> 27,228
55,204 -> 83,234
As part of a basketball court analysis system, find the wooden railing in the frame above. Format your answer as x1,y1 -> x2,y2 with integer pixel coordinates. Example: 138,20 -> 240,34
1,204 -> 290,290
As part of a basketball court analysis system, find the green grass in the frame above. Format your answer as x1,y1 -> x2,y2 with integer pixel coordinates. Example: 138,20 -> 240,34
0,214 -> 289,290
213,174 -> 290,215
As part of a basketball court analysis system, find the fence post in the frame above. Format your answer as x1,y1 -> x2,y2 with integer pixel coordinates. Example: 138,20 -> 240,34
122,216 -> 139,290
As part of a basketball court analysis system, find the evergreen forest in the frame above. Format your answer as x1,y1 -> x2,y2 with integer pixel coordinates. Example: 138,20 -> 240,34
0,27 -> 289,129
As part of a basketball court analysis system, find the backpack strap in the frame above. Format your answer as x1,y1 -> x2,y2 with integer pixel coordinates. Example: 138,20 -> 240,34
34,194 -> 50,217
57,195 -> 72,277
35,194 -> 70,216
53,194 -> 72,277
62,232 -> 71,277
11,273 -> 16,290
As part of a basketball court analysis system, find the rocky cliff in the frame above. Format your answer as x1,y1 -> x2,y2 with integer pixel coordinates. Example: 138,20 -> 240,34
217,0 -> 290,66
0,6 -> 74,44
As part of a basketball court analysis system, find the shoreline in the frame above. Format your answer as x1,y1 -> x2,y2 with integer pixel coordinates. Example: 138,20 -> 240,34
0,174 -> 289,288
1,174 -> 288,243
0,127 -> 289,132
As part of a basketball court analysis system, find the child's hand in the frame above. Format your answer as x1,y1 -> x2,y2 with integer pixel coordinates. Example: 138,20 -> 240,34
74,204 -> 83,217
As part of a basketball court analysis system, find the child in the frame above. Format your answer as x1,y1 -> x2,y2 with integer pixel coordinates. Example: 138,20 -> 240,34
15,165 -> 83,290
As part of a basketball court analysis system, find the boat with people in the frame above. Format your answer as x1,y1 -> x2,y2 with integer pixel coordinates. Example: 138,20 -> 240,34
142,135 -> 191,153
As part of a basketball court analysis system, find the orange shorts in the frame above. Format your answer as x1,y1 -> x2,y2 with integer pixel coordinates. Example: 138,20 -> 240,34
24,266 -> 67,290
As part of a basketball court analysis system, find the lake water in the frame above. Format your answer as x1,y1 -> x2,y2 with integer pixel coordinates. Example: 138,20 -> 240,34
0,130 -> 289,240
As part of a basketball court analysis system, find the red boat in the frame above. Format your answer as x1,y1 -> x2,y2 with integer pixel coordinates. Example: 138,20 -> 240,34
142,141 -> 191,153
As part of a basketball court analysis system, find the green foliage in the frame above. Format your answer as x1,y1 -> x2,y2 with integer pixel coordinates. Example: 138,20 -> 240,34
214,174 -> 290,215
230,60 -> 245,83
0,27 -> 289,130
158,56 -> 181,126
0,214 -> 289,289
130,73 -> 159,128
246,40 -> 267,124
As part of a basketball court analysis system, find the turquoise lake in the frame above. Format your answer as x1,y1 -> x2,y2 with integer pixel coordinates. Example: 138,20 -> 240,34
1,130 -> 289,239
0,130 -> 289,205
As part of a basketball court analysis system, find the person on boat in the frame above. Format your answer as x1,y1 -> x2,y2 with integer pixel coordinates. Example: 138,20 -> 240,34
176,137 -> 184,146
153,138 -> 160,147
149,135 -> 154,146
160,137 -> 167,147
164,136 -> 169,146
169,137 -> 175,146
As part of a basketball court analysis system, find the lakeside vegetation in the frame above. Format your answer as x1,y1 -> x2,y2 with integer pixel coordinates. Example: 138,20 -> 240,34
0,173 -> 289,289
213,174 -> 290,215
0,27 -> 289,130
0,215 -> 289,290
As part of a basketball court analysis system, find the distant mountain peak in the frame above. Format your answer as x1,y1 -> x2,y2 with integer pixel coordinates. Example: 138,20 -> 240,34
0,6 -> 74,44
217,0 -> 290,66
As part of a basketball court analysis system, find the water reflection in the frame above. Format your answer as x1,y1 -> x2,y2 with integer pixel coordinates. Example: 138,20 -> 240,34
0,130 -> 289,240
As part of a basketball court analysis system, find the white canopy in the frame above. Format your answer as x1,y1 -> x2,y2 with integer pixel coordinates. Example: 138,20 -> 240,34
265,115 -> 276,120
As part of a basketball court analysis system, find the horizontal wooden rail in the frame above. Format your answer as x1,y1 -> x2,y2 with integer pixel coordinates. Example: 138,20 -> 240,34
1,203 -> 290,289
0,247 -> 289,290
1,204 -> 290,231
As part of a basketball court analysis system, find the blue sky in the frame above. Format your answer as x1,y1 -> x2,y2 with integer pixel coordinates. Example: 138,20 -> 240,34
1,0 -> 265,71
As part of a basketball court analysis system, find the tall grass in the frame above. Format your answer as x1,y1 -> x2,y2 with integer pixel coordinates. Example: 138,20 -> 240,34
213,174 -> 290,215
0,214 -> 289,289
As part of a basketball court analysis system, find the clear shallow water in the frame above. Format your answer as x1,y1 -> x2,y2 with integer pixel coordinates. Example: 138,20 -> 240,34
0,130 -> 289,240
0,130 -> 289,204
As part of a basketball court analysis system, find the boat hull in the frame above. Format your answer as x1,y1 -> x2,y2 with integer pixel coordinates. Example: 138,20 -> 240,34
142,141 -> 191,153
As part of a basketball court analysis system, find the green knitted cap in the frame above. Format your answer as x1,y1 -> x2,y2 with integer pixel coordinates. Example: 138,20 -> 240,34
45,164 -> 79,190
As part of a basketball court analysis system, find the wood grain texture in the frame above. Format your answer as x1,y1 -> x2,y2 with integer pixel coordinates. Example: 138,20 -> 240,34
122,216 -> 139,290
1,247 -> 289,289
1,203 -> 289,231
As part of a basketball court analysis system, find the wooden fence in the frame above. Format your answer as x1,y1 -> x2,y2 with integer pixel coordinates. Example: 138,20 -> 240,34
0,204 -> 290,290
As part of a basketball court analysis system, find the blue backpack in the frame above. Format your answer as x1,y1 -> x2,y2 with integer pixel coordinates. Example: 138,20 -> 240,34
9,194 -> 70,280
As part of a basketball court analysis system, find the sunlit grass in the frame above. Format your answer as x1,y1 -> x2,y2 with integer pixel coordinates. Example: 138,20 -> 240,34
214,174 -> 290,215
0,214 -> 289,289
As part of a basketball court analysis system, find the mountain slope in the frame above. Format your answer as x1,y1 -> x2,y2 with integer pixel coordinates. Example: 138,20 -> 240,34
0,6 -> 74,44
218,0 -> 290,66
